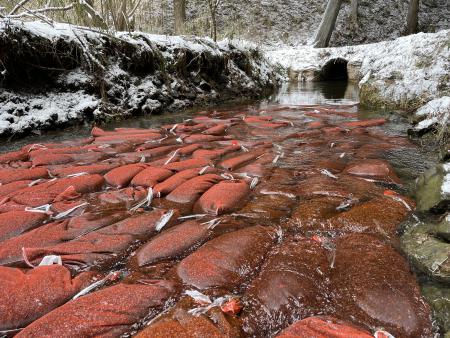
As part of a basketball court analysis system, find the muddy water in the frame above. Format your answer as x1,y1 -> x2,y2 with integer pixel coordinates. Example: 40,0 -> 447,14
0,82 -> 440,337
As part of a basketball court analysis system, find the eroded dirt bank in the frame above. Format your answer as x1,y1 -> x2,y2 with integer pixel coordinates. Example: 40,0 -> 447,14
0,20 -> 280,138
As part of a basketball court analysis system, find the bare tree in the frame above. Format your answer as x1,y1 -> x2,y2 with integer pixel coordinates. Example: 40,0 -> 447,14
174,0 -> 186,34
350,0 -> 358,29
405,0 -> 419,35
207,0 -> 220,41
313,0 -> 342,48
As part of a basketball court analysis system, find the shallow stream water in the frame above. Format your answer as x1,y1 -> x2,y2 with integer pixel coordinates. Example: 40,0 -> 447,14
0,81 -> 442,337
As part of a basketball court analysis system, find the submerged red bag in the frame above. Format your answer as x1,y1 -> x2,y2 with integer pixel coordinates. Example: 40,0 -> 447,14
276,317 -> 374,338
16,280 -> 176,337
176,225 -> 277,290
0,265 -> 97,331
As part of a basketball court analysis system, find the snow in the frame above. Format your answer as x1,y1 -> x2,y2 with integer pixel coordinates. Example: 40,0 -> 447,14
442,173 -> 450,196
0,91 -> 98,134
266,30 -> 450,109
413,97 -> 450,132
441,163 -> 450,197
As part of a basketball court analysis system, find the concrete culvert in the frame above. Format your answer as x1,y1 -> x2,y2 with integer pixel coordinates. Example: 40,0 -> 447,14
320,58 -> 348,81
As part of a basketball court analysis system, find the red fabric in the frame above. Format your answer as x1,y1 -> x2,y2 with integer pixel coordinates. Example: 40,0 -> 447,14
0,210 -> 48,241
16,281 -> 175,337
276,317 -> 373,338
194,180 -> 249,215
104,163 -> 147,187
176,225 -> 277,290
0,167 -> 49,184
166,174 -> 223,204
0,265 -> 97,331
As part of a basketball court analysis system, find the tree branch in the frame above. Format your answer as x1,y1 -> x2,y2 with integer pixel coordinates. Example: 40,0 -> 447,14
8,4 -> 74,18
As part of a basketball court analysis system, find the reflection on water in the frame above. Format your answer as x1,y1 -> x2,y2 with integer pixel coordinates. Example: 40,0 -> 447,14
268,81 -> 360,106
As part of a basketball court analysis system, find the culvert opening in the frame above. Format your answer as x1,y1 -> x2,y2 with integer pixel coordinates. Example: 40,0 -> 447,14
320,58 -> 348,81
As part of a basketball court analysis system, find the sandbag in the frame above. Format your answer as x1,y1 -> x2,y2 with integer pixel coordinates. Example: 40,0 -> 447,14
0,210 -> 48,242
176,225 -> 277,290
96,187 -> 148,207
93,132 -> 162,144
242,238 -> 333,336
0,265 -> 97,331
344,159 -> 401,184
182,134 -> 225,144
104,163 -> 147,188
0,149 -> 28,163
194,180 -> 250,215
16,280 -> 175,337
135,308 -> 229,338
276,317 -> 374,338
0,180 -> 33,197
11,174 -> 105,207
331,233 -> 433,338
177,144 -> 202,155
192,145 -> 240,160
218,150 -> 265,171
341,118 -> 386,128
131,167 -> 173,187
202,124 -> 228,135
166,174 -> 223,204
134,220 -> 213,266
50,163 -> 119,177
23,210 -> 174,269
164,158 -> 210,172
0,167 -> 49,185
0,212 -> 128,266
154,167 -> 215,196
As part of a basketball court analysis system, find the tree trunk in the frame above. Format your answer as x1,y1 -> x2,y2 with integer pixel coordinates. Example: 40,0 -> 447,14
207,0 -> 217,41
116,0 -> 128,31
350,0 -> 358,29
174,0 -> 186,34
313,0 -> 342,48
406,0 -> 419,35
74,0 -> 108,30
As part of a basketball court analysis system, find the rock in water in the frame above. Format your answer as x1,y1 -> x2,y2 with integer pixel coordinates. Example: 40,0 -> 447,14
401,222 -> 450,283
415,163 -> 450,212
421,284 -> 450,332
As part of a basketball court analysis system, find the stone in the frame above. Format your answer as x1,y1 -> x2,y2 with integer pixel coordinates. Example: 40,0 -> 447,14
422,284 -> 450,332
415,163 -> 450,212
401,222 -> 450,283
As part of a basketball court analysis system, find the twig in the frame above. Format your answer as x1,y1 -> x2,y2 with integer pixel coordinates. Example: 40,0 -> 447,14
9,0 -> 32,15
8,4 -> 74,19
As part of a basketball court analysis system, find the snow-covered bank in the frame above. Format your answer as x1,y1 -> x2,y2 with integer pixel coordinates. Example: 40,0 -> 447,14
0,20 -> 280,137
266,30 -> 450,110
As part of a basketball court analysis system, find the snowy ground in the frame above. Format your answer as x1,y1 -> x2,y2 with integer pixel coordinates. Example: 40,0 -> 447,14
266,30 -> 450,111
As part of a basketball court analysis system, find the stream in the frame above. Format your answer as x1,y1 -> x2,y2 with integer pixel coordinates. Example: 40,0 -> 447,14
0,81 -> 442,337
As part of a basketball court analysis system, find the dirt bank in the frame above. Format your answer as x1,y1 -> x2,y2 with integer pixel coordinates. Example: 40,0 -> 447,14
0,20 -> 280,138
